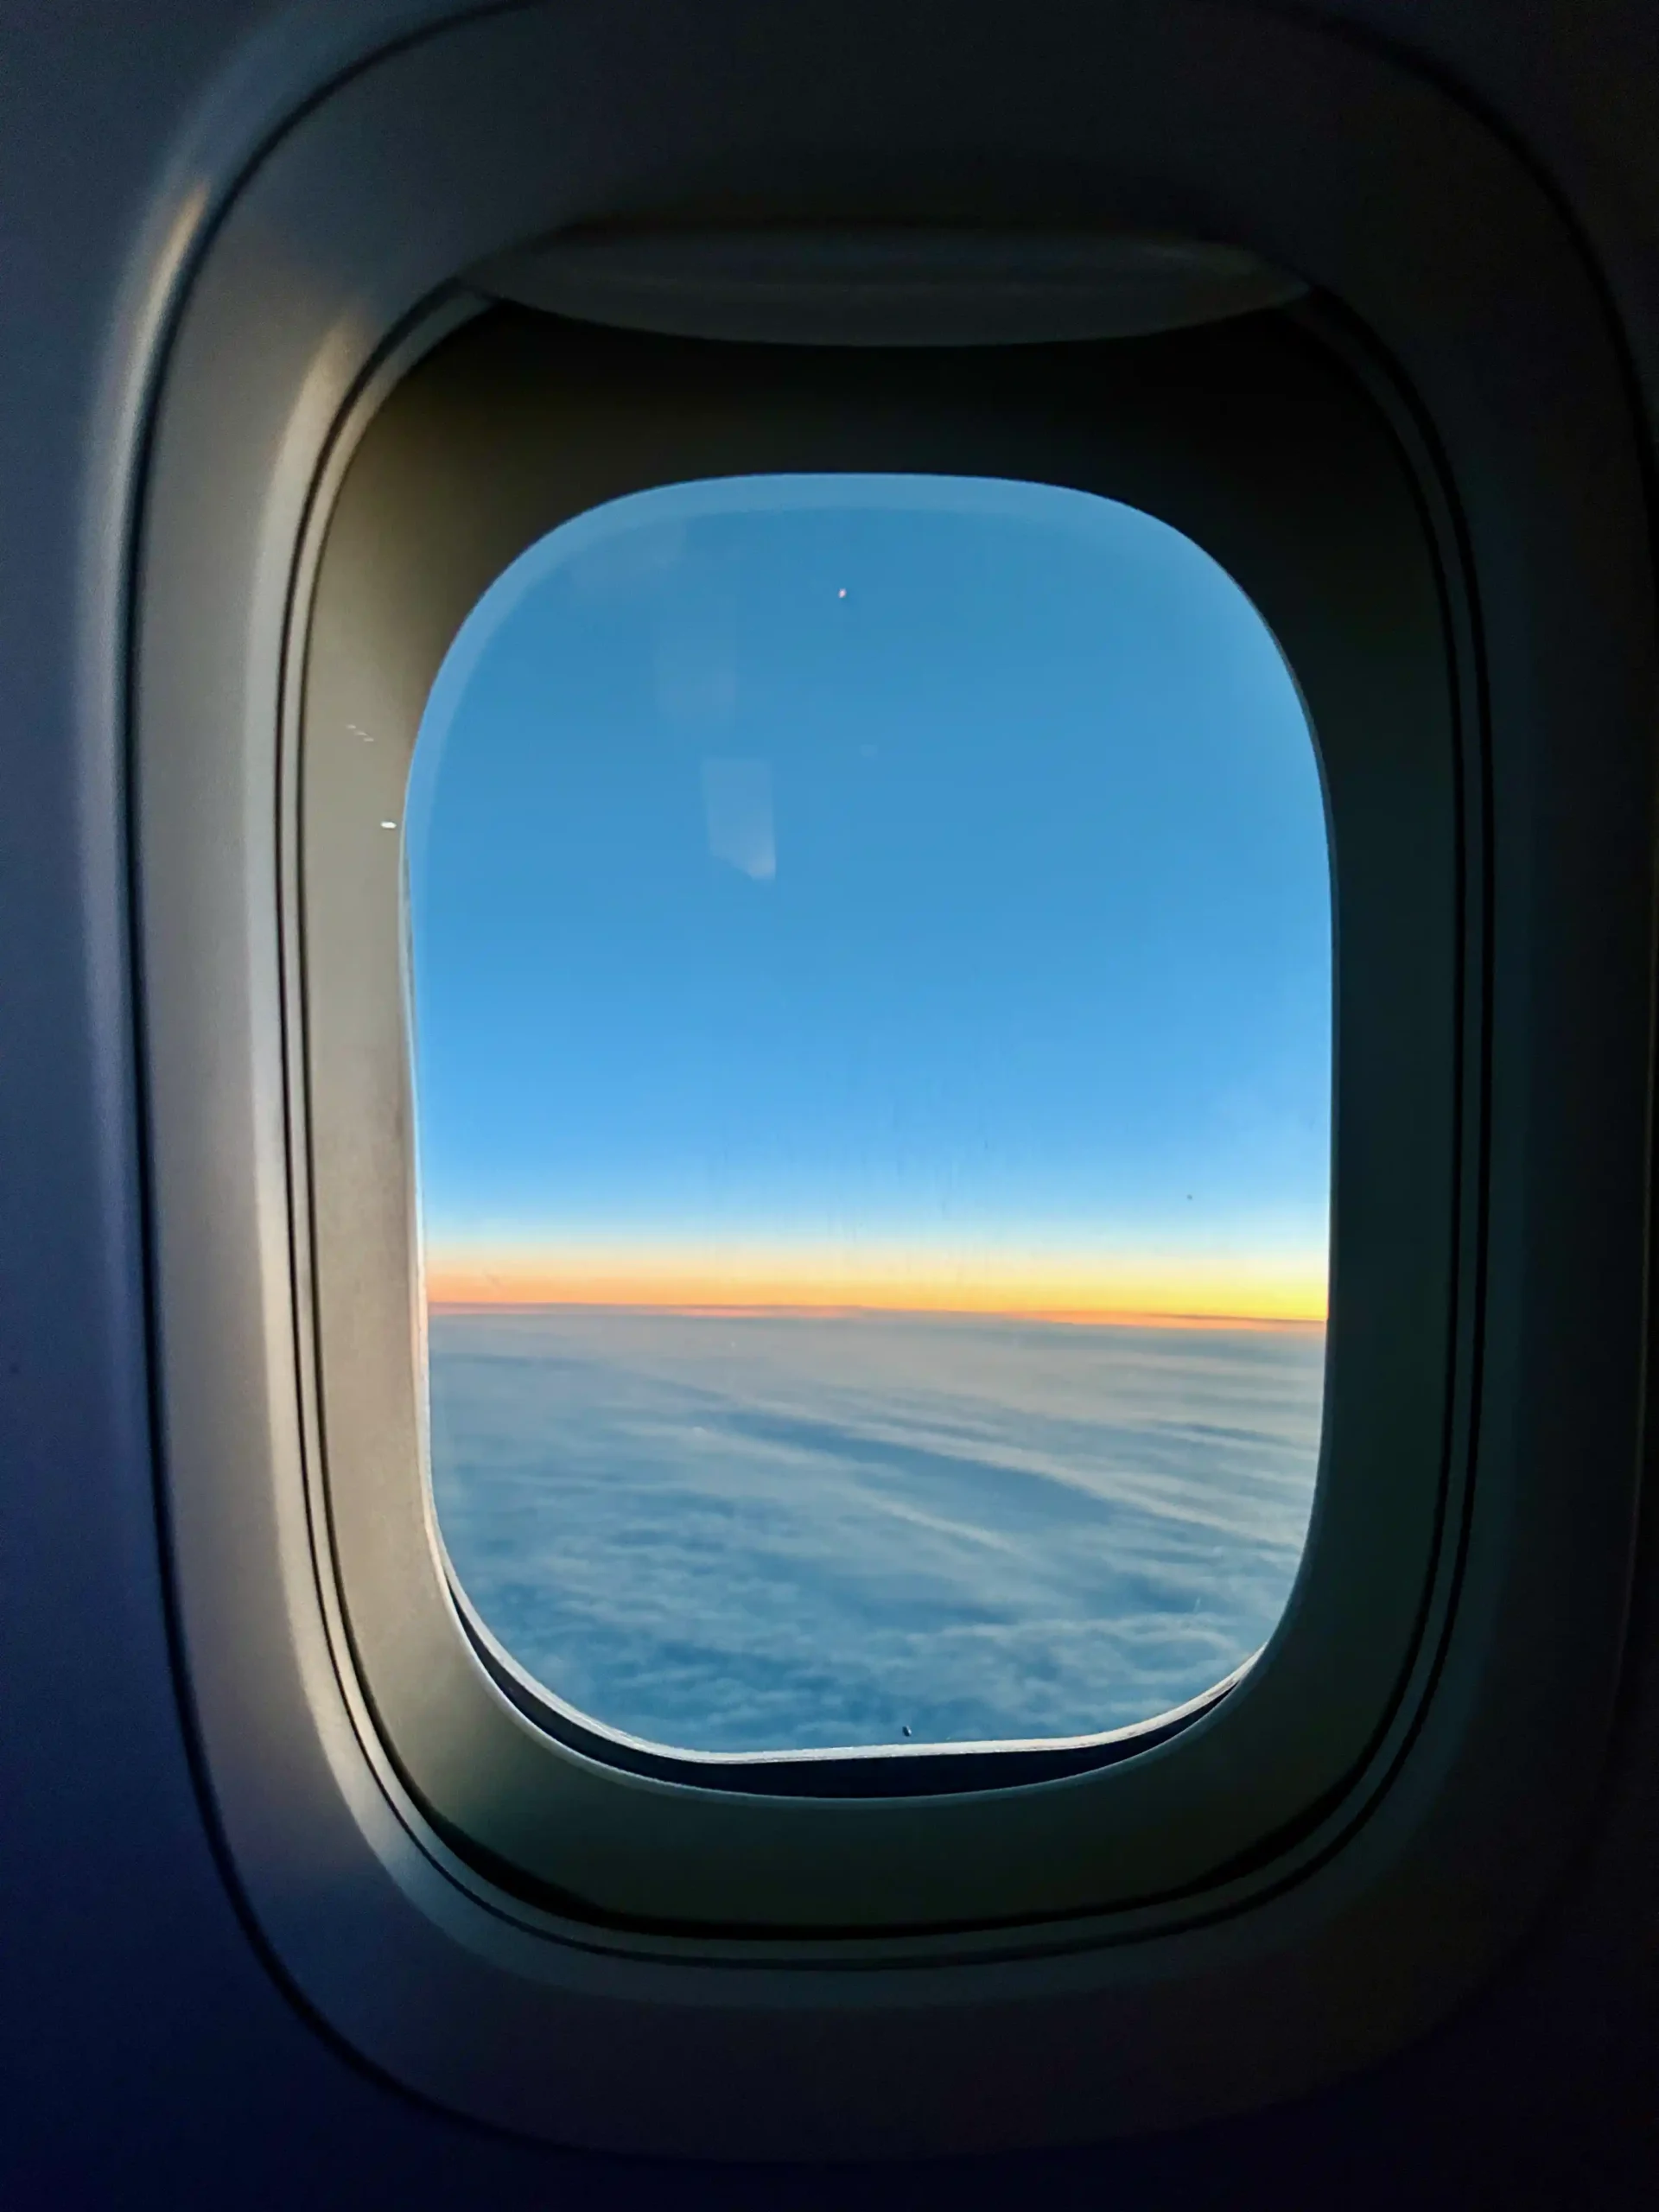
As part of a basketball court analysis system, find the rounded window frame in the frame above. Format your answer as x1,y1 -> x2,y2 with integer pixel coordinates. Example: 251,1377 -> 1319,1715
299,302 -> 1465,1934
130,0 -> 1655,2154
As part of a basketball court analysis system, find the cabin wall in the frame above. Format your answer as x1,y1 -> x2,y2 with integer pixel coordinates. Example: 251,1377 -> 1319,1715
2,3 -> 1656,2202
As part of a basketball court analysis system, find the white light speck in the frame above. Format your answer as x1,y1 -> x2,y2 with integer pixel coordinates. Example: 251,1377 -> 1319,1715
379,820 -> 397,830
837,588 -> 847,598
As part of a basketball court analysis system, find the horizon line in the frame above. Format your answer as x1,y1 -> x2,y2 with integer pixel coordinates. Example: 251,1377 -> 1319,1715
424,1292 -> 1326,1331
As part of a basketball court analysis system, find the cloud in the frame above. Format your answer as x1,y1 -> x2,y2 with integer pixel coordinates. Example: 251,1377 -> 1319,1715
702,756 -> 776,881
430,1308 -> 1321,1754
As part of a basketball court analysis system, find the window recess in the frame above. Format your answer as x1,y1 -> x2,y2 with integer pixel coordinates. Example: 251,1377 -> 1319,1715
302,302 -> 1460,1929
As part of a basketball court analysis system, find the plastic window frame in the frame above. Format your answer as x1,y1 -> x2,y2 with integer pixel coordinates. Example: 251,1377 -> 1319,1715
300,303 -> 1459,1935
131,0 -> 1654,2156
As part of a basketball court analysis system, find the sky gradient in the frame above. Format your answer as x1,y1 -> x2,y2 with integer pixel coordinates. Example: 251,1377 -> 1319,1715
408,474 -> 1331,1323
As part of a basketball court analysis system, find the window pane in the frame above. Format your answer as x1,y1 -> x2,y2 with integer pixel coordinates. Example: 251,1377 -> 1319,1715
407,474 -> 1330,1759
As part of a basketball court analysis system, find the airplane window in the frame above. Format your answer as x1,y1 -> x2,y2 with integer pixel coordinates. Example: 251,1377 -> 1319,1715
405,473 -> 1330,1760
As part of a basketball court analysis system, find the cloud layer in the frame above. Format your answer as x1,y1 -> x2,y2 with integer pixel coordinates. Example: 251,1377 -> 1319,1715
430,1308 -> 1324,1755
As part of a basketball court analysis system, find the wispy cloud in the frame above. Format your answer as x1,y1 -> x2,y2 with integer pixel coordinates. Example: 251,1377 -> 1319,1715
701,756 -> 776,880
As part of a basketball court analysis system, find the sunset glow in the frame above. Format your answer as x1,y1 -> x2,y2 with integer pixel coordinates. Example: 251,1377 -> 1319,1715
425,1244 -> 1327,1325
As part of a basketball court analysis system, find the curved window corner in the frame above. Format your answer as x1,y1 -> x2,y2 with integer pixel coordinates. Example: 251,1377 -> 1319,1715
135,0 -> 1654,2158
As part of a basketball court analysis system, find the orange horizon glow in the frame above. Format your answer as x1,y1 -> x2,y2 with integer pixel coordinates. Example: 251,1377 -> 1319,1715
424,1248 -> 1328,1327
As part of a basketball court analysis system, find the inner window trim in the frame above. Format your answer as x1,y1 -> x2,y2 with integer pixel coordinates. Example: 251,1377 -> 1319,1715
296,299 -> 1470,1936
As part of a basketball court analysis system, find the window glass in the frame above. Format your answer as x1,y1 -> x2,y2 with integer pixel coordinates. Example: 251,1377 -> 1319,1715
406,475 -> 1330,1758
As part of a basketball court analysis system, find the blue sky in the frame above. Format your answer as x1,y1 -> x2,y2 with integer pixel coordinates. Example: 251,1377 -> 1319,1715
405,474 -> 1331,1319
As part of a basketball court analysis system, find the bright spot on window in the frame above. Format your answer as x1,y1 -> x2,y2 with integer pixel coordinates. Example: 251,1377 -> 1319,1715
406,474 -> 1331,1759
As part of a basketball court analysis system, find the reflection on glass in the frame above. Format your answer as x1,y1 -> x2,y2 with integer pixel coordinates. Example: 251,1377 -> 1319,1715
407,475 -> 1331,1758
